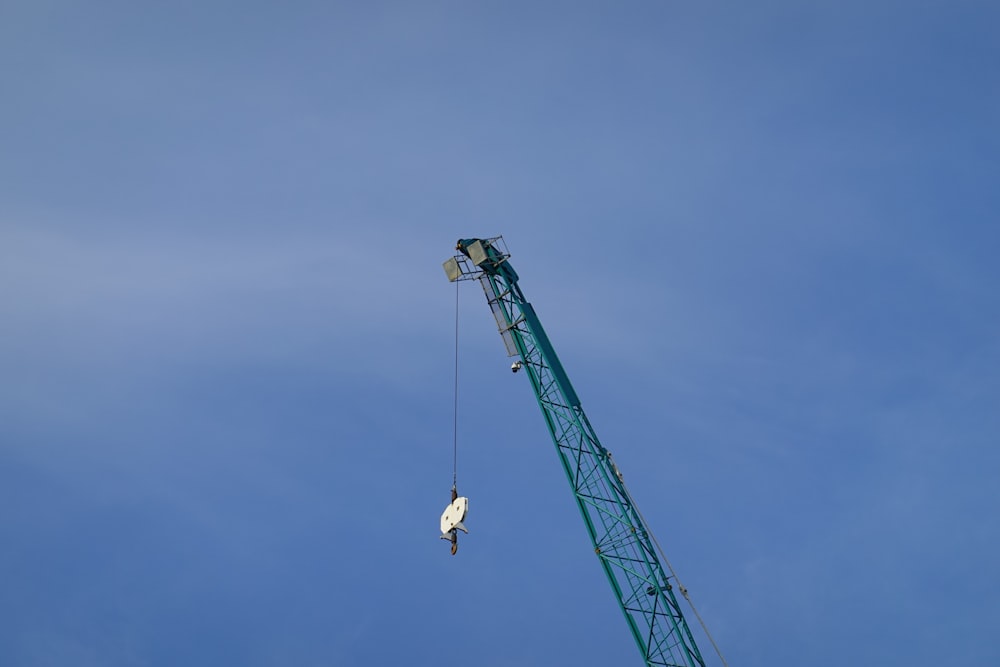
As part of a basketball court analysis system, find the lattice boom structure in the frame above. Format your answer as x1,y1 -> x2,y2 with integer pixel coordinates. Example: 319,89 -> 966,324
444,237 -> 706,667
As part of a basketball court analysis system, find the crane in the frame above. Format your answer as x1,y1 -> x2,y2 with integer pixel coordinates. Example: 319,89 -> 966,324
443,237 -> 709,667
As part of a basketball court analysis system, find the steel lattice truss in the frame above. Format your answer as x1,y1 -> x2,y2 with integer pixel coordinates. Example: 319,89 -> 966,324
448,238 -> 705,667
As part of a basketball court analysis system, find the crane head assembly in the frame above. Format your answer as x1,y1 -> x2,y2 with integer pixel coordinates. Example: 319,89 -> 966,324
445,237 -> 519,286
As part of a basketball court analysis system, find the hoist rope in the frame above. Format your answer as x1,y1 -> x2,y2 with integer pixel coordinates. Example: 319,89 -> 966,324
626,490 -> 730,667
452,280 -> 460,487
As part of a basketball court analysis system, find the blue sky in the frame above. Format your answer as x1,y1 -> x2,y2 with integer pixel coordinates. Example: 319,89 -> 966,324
2,1 -> 998,665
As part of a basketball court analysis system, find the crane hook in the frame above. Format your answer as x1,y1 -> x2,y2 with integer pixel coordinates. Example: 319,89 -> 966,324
440,486 -> 469,556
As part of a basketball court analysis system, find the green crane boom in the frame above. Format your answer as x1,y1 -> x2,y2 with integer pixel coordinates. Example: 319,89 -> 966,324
443,237 -> 707,667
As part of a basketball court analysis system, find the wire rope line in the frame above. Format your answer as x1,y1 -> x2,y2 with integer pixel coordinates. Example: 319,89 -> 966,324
452,280 -> 460,487
623,483 -> 730,667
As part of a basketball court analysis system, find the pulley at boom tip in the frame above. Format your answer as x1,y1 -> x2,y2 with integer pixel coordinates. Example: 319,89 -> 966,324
443,237 -> 517,284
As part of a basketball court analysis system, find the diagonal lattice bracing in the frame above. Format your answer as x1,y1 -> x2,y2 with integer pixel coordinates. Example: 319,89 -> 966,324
456,241 -> 706,667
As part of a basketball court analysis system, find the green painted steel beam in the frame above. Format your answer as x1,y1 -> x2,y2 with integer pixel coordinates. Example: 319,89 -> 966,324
447,238 -> 707,667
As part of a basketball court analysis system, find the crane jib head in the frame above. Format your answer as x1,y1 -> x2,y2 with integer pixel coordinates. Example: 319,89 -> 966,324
455,238 -> 519,284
